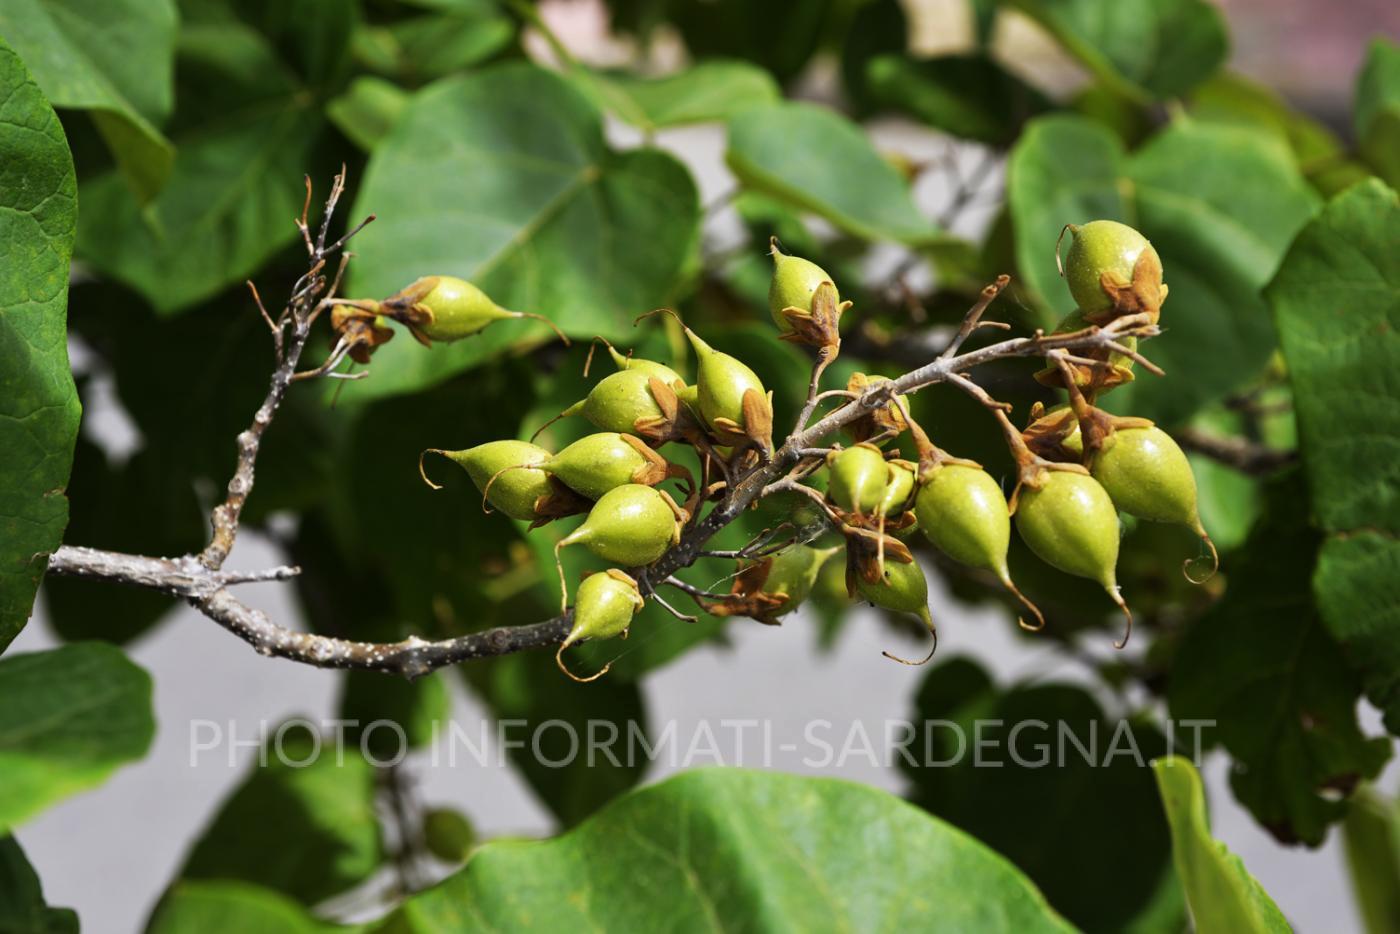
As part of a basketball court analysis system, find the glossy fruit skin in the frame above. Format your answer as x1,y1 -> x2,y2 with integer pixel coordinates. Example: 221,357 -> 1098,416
1064,221 -> 1159,315
567,570 -> 644,646
561,484 -> 678,565
1015,472 -> 1120,588
544,433 -> 650,500
607,346 -> 682,384
828,445 -> 889,515
1092,427 -> 1203,532
857,559 -> 933,626
763,545 -> 840,616
685,329 -> 766,431
879,461 -> 916,517
769,250 -> 837,331
422,808 -> 475,863
915,465 -> 1011,577
412,276 -> 514,341
568,370 -> 665,434
448,440 -> 552,521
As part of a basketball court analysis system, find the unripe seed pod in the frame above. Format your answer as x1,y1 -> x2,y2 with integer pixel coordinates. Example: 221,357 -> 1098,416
563,369 -> 667,435
684,328 -> 767,432
677,383 -> 700,409
763,545 -> 842,617
878,461 -> 917,518
427,440 -> 552,521
556,569 -> 645,681
857,559 -> 938,665
557,484 -> 681,568
1015,471 -> 1133,646
606,345 -> 683,384
1091,427 -> 1215,577
769,244 -> 838,332
1062,221 -> 1161,317
423,808 -> 475,863
828,444 -> 889,516
540,433 -> 658,500
403,276 -> 567,344
916,465 -> 1010,577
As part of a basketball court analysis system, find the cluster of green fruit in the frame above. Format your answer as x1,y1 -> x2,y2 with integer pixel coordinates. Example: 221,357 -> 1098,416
340,220 -> 1211,679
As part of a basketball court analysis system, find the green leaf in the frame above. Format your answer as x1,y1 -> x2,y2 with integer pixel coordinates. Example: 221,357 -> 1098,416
352,7 -> 512,84
1268,179 -> 1400,732
74,15 -> 335,313
726,102 -> 941,246
1169,475 -> 1390,845
902,656 -> 1178,930
0,0 -> 176,201
1007,0 -> 1227,101
179,725 -> 383,906
867,53 -> 1051,146
1343,787 -> 1400,934
0,38 -> 82,650
1153,757 -> 1290,932
344,62 -> 700,401
379,769 -> 1074,932
148,881 -> 342,934
840,0 -> 906,116
1355,38 -> 1400,143
0,644 -> 154,831
327,76 -> 409,151
667,0 -> 834,84
338,671 -> 451,761
0,835 -> 78,934
583,60 -> 780,132
1008,114 -> 1318,424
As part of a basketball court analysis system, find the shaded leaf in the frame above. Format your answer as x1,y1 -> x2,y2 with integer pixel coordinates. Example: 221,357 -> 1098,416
867,53 -> 1052,146
1008,114 -> 1318,424
379,769 -> 1074,932
840,0 -> 906,116
1342,787 -> 1400,934
0,644 -> 154,831
352,6 -> 512,85
1007,0 -> 1227,100
0,38 -> 81,650
584,60 -> 779,131
1169,474 -> 1390,845
344,62 -> 700,401
179,725 -> 384,906
338,671 -> 451,762
1153,757 -> 1290,932
903,656 -> 1178,930
669,0 -> 834,84
327,76 -> 409,151
726,101 -> 942,245
0,0 -> 176,200
1355,37 -> 1400,144
0,835 -> 78,934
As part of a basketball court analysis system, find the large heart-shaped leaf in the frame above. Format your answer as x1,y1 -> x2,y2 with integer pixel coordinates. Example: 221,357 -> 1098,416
1153,757 -> 1289,932
1007,0 -> 1227,101
178,725 -> 383,906
1008,114 -> 1318,424
0,643 -> 154,831
344,62 -> 700,401
147,881 -> 334,934
0,0 -> 176,200
1269,179 -> 1400,733
0,835 -> 77,934
726,101 -> 942,246
1170,475 -> 1390,844
380,769 -> 1074,931
0,38 -> 81,650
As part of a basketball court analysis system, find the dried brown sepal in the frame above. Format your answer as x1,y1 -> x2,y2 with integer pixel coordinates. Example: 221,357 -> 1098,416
1033,355 -> 1135,393
709,389 -> 775,456
621,433 -> 672,487
842,524 -> 914,591
696,558 -> 789,625
778,280 -> 848,353
845,372 -> 909,444
1021,405 -> 1081,464
329,304 -> 395,364
526,479 -> 592,529
1084,250 -> 1168,326
632,376 -> 708,447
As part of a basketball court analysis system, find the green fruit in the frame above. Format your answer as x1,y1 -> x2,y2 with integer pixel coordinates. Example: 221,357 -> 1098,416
1016,472 -> 1120,589
878,461 -> 916,518
430,440 -> 552,521
564,370 -> 666,435
916,465 -> 1010,577
557,484 -> 680,567
607,345 -> 682,384
1063,221 -> 1159,315
1092,427 -> 1209,539
684,329 -> 766,432
768,243 -> 837,331
407,275 -> 563,343
677,383 -> 700,409
423,808 -> 476,862
857,558 -> 931,622
541,433 -> 655,500
763,545 -> 841,617
828,444 -> 889,515
557,569 -> 644,681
